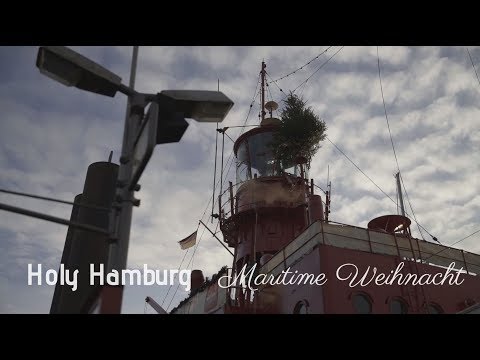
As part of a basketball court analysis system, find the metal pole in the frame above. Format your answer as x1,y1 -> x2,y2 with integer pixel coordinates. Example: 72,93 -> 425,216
199,220 -> 234,256
261,61 -> 266,122
0,202 -> 109,235
0,188 -> 110,212
396,172 -> 406,217
129,46 -> 139,89
120,46 -> 139,153
145,296 -> 168,314
102,46 -> 140,314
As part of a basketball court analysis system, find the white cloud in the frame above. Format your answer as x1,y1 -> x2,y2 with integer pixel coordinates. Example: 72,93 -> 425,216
1,46 -> 479,313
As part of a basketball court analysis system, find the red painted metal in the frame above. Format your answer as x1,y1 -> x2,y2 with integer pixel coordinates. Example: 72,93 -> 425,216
172,62 -> 480,314
99,285 -> 123,314
308,195 -> 324,223
368,214 -> 411,233
191,270 -> 205,292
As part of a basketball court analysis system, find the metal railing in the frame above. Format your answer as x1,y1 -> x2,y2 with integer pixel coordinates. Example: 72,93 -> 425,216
259,220 -> 480,280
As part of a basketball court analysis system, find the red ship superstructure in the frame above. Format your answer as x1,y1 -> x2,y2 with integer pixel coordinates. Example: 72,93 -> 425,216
167,62 -> 480,314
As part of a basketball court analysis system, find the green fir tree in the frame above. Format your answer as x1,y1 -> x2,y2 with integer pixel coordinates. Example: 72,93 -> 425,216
270,92 -> 327,169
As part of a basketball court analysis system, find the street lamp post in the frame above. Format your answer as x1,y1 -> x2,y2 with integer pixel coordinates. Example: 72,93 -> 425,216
36,46 -> 234,313
102,94 -> 147,313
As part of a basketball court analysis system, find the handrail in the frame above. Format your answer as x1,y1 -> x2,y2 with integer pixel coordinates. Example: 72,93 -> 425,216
258,221 -> 480,280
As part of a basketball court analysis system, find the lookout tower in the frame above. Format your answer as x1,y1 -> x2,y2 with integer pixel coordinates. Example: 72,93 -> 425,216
219,62 -> 325,282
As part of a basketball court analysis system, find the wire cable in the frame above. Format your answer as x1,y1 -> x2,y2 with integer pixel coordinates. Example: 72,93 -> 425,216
424,228 -> 480,262
326,136 -> 437,241
377,46 -> 401,173
181,86 -> 262,299
166,224 -> 207,312
400,173 -> 426,241
161,247 -> 190,307
268,46 -> 333,84
211,123 -> 219,221
0,188 -> 110,211
266,81 -> 279,118
377,46 -> 427,242
466,47 -> 480,87
313,183 -> 327,194
290,46 -> 345,95
266,71 -> 288,98
164,74 -> 262,311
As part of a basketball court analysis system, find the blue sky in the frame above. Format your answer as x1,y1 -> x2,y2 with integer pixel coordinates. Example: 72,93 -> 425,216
0,46 -> 479,313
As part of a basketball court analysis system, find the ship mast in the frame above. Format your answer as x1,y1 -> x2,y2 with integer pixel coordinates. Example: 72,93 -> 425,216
261,61 -> 266,122
395,172 -> 405,217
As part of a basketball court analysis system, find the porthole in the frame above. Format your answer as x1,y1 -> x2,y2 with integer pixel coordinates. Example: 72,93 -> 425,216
389,298 -> 408,314
426,303 -> 443,314
293,300 -> 309,314
352,293 -> 372,314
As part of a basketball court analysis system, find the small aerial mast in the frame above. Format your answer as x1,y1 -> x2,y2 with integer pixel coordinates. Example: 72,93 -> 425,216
260,61 -> 266,122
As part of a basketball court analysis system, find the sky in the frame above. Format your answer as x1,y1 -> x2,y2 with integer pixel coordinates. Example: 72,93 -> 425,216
0,46 -> 479,314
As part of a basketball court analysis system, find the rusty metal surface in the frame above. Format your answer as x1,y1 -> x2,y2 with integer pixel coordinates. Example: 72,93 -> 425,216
236,178 -> 306,213
367,214 -> 411,233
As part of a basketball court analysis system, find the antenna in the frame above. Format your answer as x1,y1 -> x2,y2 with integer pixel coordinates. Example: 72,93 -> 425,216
261,61 -> 266,122
325,165 -> 331,222
265,101 -> 278,118
395,172 -> 406,217
108,150 -> 113,163
327,164 -> 329,189
212,78 -> 220,222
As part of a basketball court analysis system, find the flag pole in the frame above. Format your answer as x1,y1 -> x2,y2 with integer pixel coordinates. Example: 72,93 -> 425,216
199,220 -> 234,256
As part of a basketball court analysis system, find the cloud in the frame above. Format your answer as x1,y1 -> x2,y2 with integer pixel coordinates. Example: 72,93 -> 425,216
1,46 -> 479,313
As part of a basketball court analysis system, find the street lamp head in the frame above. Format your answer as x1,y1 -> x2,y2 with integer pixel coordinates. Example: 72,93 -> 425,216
36,46 -> 122,97
158,90 -> 234,123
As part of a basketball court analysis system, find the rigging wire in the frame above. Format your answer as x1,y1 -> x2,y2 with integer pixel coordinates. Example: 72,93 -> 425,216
377,46 -> 426,241
377,46 -> 401,174
222,124 -> 260,129
400,173 -> 425,241
217,80 -> 262,198
161,246 -> 190,307
290,46 -> 345,96
184,76 -> 262,274
266,71 -> 288,98
298,81 -> 308,99
268,46 -> 333,84
326,136 -> 437,241
0,188 -> 109,212
395,181 -> 399,215
313,183 -> 327,194
165,224 -> 208,312
165,73 -> 263,311
211,123 -> 219,221
424,228 -> 480,262
195,73 -> 261,228
466,47 -> 480,87
222,132 -> 235,144
266,80 -> 279,118
220,130 -> 225,197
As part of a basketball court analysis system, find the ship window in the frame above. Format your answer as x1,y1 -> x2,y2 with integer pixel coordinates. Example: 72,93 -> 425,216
236,131 -> 289,182
389,298 -> 408,314
293,300 -> 309,314
352,293 -> 372,314
426,303 -> 443,314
